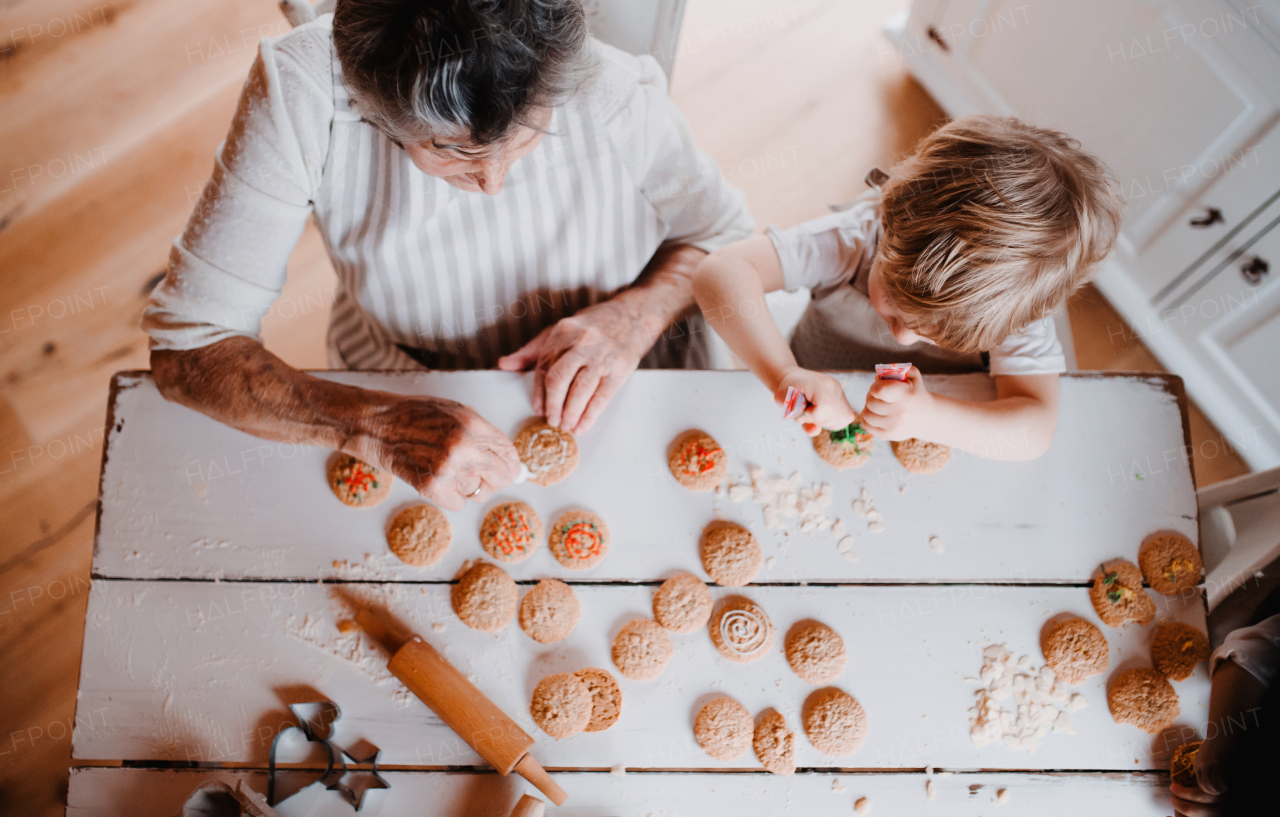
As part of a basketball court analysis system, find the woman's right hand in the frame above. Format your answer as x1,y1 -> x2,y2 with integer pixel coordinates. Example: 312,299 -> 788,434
773,367 -> 858,436
361,394 -> 521,511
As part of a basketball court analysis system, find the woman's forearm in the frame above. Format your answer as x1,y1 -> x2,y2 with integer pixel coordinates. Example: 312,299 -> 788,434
151,337 -> 385,458
151,336 -> 521,509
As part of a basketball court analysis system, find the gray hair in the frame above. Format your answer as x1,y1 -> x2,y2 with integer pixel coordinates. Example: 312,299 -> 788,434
333,0 -> 597,147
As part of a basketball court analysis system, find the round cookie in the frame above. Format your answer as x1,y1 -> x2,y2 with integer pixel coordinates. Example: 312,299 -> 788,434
753,710 -> 796,775
785,621 -> 847,684
386,504 -> 451,567
611,618 -> 674,681
451,561 -> 518,632
574,668 -> 623,733
1041,617 -> 1109,685
1090,559 -> 1157,628
518,579 -> 581,644
890,438 -> 951,475
1139,532 -> 1202,596
530,672 -> 593,739
1108,668 -> 1180,733
1151,621 -> 1210,681
327,453 -> 393,507
668,430 -> 728,491
710,595 -> 774,663
813,419 -> 874,470
480,502 -> 542,563
514,420 -> 579,486
1170,740 -> 1203,787
694,696 -> 753,761
653,573 -> 714,633
803,687 -> 868,756
548,510 -> 609,570
700,521 -> 762,587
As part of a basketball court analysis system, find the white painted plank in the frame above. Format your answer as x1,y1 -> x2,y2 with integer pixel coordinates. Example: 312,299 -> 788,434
93,371 -> 1197,583
66,767 -> 1182,816
72,580 -> 1209,771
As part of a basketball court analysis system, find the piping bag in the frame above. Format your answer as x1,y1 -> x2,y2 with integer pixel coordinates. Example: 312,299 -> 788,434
354,608 -> 567,805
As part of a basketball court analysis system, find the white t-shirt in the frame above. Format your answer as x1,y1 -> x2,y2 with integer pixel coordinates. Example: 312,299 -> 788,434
767,194 -> 1066,376
1212,614 -> 1280,689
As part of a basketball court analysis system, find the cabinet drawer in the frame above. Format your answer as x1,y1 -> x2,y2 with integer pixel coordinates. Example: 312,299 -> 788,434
1144,124 -> 1280,307
1164,207 -> 1280,451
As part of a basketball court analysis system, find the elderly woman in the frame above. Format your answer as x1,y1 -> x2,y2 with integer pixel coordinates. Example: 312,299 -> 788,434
145,0 -> 752,509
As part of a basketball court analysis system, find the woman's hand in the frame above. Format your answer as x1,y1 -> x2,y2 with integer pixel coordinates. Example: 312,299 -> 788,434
773,367 -> 858,436
497,299 -> 651,435
363,395 -> 522,511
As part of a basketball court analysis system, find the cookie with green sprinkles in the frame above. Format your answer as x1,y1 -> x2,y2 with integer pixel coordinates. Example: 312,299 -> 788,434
548,509 -> 609,570
1089,558 -> 1156,628
480,502 -> 543,563
812,417 -> 874,470
327,453 -> 393,507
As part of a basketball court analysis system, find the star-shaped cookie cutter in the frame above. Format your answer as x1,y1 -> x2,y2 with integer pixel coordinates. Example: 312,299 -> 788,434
328,741 -> 391,810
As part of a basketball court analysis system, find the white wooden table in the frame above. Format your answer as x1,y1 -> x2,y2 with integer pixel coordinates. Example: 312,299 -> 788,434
71,371 -> 1208,816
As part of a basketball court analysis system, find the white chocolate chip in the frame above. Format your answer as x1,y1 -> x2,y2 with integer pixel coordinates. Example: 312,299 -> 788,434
926,779 -> 936,801
868,522 -> 885,533
929,536 -> 943,553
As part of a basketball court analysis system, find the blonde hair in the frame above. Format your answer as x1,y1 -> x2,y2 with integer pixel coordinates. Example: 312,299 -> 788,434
877,115 -> 1124,353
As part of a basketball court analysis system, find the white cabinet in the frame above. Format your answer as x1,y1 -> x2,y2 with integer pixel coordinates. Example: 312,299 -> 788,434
886,0 -> 1280,470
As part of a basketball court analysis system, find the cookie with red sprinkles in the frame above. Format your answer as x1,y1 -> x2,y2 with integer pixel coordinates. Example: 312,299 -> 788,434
327,453 -> 393,507
548,510 -> 609,570
668,430 -> 728,491
480,502 -> 543,563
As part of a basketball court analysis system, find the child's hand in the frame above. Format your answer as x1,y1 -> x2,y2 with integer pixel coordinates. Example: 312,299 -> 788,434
773,368 -> 857,437
1169,781 -> 1226,817
860,366 -> 935,440
1194,733 -> 1231,796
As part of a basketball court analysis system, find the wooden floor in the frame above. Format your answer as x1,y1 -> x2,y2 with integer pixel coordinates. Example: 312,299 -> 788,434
0,0 -> 1248,813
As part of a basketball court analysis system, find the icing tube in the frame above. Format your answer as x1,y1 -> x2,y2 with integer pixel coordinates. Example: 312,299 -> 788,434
782,386 -> 809,420
875,362 -> 912,381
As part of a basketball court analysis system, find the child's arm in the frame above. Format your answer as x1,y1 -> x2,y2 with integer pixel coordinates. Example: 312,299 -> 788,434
861,369 -> 1059,461
1168,656 -> 1268,815
692,238 -> 857,434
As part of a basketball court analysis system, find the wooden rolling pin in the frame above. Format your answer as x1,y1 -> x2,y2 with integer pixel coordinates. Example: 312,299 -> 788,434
355,609 -> 567,806
510,794 -> 545,817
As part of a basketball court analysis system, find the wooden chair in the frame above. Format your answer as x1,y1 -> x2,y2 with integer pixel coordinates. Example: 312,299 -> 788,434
1201,466 -> 1280,615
